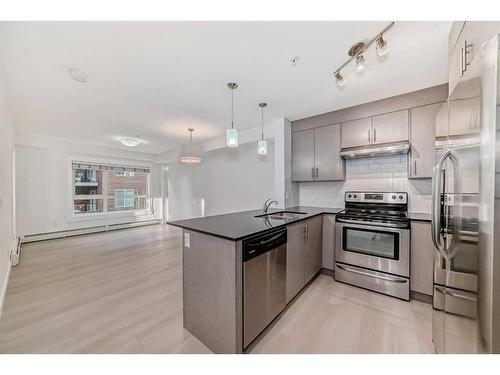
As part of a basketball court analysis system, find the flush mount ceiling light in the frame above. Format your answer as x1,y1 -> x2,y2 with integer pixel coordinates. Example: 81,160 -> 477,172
257,102 -> 268,156
333,21 -> 394,87
179,128 -> 203,164
226,82 -> 239,148
120,136 -> 141,147
68,68 -> 88,83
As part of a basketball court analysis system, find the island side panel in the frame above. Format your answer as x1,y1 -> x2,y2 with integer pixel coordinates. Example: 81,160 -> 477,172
182,229 -> 243,353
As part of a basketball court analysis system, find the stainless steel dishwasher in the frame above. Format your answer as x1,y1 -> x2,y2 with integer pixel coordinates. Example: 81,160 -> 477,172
243,227 -> 287,349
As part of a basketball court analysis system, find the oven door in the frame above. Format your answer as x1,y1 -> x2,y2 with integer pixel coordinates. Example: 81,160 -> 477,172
335,222 -> 410,277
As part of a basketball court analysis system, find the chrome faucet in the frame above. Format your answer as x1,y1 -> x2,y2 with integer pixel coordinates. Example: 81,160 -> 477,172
263,199 -> 278,214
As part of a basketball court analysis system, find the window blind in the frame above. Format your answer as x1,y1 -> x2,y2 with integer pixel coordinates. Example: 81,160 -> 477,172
72,162 -> 150,174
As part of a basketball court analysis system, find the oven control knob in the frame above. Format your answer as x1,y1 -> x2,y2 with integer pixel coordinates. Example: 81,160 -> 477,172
392,195 -> 396,200
353,194 -> 357,198
398,195 -> 403,200
348,194 -> 352,198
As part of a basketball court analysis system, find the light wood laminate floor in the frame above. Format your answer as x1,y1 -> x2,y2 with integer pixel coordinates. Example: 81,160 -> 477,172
0,224 -> 434,354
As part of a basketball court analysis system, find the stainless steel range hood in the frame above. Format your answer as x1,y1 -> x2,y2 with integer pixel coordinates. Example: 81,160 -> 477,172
340,142 -> 410,159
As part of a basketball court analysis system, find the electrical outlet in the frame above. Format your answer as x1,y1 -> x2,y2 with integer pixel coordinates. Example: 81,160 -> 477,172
184,232 -> 191,248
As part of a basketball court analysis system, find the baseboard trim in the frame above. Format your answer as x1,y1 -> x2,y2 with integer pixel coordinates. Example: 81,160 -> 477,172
0,260 -> 11,320
410,290 -> 433,304
21,219 -> 161,244
320,267 -> 334,277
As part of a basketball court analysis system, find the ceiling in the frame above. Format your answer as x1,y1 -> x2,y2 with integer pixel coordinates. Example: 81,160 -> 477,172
1,21 -> 451,154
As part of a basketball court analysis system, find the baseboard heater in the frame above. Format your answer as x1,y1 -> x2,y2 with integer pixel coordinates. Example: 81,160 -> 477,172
20,219 -> 161,244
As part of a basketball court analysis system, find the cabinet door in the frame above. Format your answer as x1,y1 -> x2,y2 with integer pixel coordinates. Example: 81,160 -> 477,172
371,110 -> 409,144
304,215 -> 323,284
291,129 -> 315,181
449,96 -> 481,137
314,124 -> 345,181
322,214 -> 335,270
340,117 -> 372,148
410,221 -> 434,296
286,221 -> 306,303
409,103 -> 443,179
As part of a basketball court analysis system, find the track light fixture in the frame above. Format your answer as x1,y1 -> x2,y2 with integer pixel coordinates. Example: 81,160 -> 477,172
333,21 -> 394,87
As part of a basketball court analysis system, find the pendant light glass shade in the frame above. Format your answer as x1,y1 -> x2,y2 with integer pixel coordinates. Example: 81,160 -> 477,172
179,128 -> 203,164
258,140 -> 267,155
257,102 -> 268,155
226,82 -> 239,148
226,128 -> 239,148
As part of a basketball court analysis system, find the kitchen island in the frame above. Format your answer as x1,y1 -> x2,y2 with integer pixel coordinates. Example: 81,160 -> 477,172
168,206 -> 342,353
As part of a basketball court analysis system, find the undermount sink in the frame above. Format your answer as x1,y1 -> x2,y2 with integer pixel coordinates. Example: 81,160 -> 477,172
255,211 -> 307,220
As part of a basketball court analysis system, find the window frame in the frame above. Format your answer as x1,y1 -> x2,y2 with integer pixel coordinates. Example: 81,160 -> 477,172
113,188 -> 136,209
68,157 -> 152,220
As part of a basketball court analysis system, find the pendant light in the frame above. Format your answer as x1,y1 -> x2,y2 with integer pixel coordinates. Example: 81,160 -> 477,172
257,102 -> 268,155
179,128 -> 203,164
226,82 -> 239,148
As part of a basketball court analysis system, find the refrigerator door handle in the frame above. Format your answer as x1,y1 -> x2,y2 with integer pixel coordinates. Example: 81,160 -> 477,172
432,149 -> 450,260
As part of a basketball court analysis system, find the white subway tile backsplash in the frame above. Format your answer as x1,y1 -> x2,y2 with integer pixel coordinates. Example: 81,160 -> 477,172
299,154 -> 432,213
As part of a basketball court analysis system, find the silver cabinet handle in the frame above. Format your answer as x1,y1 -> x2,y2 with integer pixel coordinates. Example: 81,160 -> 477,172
461,40 -> 473,76
373,128 -> 377,142
336,264 -> 408,283
311,168 -> 315,178
367,129 -> 371,143
315,168 -> 319,179
413,160 -> 417,176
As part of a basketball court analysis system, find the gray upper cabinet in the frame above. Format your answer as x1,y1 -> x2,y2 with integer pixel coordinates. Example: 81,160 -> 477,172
449,96 -> 481,137
340,117 -> 372,148
409,103 -> 443,179
449,21 -> 500,93
291,124 -> 344,182
314,124 -> 345,181
291,129 -> 315,181
371,110 -> 409,144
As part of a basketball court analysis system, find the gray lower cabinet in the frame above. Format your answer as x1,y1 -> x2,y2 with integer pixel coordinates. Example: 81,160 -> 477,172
409,102 -> 444,179
322,214 -> 335,270
410,221 -> 434,296
291,124 -> 344,182
286,221 -> 306,303
304,215 -> 323,283
285,216 -> 323,303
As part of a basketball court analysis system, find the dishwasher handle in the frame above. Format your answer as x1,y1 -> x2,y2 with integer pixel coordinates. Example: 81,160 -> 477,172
243,228 -> 287,262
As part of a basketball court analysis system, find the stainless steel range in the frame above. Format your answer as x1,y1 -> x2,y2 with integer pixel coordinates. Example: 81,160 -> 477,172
334,191 -> 410,300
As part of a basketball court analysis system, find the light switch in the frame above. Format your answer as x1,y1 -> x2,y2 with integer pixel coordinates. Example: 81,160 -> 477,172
184,232 -> 191,248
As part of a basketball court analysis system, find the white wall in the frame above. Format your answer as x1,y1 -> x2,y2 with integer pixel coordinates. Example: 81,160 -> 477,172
0,33 -> 15,314
167,140 -> 275,220
15,136 -> 163,236
299,154 -> 432,213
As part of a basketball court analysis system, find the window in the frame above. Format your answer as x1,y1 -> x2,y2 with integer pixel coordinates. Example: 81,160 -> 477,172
72,162 -> 150,215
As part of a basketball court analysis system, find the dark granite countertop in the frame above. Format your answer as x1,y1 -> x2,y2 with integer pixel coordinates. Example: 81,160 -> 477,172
167,206 -> 343,241
408,212 -> 431,222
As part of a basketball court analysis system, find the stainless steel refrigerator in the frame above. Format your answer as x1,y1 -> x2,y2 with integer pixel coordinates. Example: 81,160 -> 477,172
431,34 -> 500,353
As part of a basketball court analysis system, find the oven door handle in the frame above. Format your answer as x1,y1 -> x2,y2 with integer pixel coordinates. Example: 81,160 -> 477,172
336,264 -> 408,283
431,149 -> 450,261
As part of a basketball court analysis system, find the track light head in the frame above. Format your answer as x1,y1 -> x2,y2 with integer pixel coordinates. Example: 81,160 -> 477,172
376,35 -> 389,56
355,55 -> 366,71
334,71 -> 345,87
